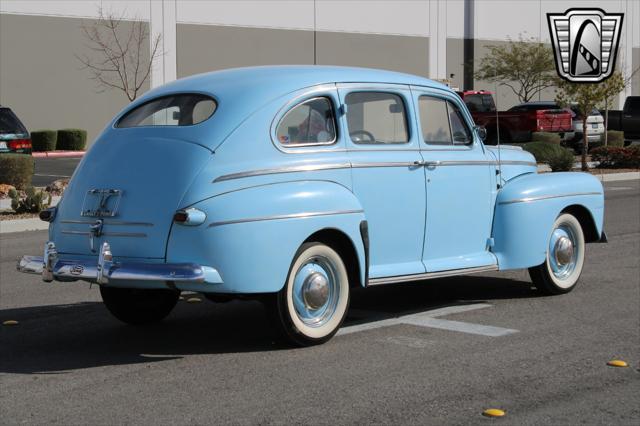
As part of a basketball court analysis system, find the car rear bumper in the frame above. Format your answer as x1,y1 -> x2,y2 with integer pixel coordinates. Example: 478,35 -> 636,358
17,241 -> 223,289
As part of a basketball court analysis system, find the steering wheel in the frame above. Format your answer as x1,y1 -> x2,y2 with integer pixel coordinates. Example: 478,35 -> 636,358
350,130 -> 376,143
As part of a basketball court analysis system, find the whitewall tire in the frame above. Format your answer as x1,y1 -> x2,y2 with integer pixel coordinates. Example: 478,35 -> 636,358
529,213 -> 585,295
272,242 -> 350,346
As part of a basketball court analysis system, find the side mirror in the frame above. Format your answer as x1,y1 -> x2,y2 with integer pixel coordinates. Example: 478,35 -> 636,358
475,126 -> 487,141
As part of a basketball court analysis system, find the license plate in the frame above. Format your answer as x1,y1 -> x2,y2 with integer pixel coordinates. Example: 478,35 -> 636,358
81,189 -> 122,217
0,142 -> 7,150
592,123 -> 598,129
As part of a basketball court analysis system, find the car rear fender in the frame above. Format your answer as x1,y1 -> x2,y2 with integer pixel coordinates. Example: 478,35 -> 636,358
492,172 -> 604,270
166,180 -> 367,294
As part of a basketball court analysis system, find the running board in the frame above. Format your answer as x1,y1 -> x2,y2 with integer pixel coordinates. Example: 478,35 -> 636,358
367,264 -> 499,286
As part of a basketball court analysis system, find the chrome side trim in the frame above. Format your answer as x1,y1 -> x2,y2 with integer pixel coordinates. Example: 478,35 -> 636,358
62,230 -> 147,238
208,209 -> 364,228
368,264 -> 498,286
498,192 -> 602,205
213,162 -> 351,183
352,161 -> 418,168
212,160 -> 537,183
60,220 -> 154,226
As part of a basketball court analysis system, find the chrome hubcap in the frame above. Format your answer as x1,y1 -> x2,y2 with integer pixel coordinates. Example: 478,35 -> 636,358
302,272 -> 329,309
554,236 -> 574,266
549,225 -> 578,280
292,256 -> 339,327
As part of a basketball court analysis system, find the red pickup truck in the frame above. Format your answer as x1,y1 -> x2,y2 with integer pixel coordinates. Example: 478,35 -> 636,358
457,91 -> 574,144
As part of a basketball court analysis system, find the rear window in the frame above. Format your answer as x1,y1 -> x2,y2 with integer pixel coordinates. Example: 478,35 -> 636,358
464,94 -> 496,113
0,108 -> 27,134
116,94 -> 216,128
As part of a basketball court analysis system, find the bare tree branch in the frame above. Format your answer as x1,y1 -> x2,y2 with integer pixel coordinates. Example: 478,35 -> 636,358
76,6 -> 163,101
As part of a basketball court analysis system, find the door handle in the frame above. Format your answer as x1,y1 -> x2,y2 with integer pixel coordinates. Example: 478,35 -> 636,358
424,161 -> 441,167
413,160 -> 425,166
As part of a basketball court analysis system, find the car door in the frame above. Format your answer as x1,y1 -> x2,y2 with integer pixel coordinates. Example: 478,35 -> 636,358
337,84 -> 427,278
412,87 -> 497,272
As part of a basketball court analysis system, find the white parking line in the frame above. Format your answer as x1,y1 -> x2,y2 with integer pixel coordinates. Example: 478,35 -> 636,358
338,303 -> 518,337
605,187 -> 634,191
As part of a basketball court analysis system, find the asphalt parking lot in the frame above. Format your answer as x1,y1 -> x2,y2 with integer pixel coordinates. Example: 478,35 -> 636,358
0,180 -> 638,424
32,157 -> 81,187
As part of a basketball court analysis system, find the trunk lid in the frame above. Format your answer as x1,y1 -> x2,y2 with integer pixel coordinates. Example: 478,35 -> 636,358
52,132 -> 212,258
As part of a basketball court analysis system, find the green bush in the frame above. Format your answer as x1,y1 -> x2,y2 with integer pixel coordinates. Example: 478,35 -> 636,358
30,130 -> 57,152
605,130 -> 624,147
56,128 -> 87,151
591,146 -> 640,168
0,154 -> 33,189
9,186 -> 51,213
531,132 -> 561,145
547,147 -> 575,172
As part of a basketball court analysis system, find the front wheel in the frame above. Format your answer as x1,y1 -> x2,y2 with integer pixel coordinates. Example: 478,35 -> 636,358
100,286 -> 180,325
529,213 -> 585,295
269,242 -> 350,346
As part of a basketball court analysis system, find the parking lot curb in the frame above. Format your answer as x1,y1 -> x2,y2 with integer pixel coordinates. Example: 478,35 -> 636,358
32,151 -> 85,158
0,218 -> 48,234
594,172 -> 640,182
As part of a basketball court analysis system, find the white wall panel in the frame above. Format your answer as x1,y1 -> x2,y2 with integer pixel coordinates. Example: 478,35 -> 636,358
446,0 -> 465,39
474,0 -> 541,41
316,0 -> 429,36
176,0 -> 314,30
0,0 -> 150,20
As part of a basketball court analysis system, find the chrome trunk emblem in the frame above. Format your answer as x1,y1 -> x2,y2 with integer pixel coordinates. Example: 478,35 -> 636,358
81,189 -> 122,217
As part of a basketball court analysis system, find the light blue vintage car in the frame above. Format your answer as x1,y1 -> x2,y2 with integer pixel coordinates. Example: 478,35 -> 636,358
18,66 -> 605,345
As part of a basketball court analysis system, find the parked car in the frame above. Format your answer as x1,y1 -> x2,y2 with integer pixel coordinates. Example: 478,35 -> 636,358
457,91 -> 574,144
0,105 -> 31,154
17,66 -> 606,346
511,101 -> 604,152
605,96 -> 640,143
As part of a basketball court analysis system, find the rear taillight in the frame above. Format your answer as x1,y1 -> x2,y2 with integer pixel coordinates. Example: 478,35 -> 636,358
39,207 -> 57,222
173,208 -> 206,226
8,139 -> 31,150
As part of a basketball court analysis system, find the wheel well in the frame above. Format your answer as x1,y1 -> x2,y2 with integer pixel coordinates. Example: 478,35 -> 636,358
305,228 -> 362,288
562,205 -> 599,242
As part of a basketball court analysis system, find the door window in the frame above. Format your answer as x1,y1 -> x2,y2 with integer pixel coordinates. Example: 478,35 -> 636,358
345,92 -> 409,144
419,96 -> 472,146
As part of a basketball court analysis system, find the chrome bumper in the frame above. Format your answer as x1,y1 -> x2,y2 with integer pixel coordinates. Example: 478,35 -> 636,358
17,241 -> 222,285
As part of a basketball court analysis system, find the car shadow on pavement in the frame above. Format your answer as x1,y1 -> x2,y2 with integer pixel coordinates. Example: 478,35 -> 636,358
0,275 -> 537,374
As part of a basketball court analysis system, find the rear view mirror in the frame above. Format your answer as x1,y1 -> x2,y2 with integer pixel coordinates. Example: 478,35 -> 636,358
172,111 -> 180,120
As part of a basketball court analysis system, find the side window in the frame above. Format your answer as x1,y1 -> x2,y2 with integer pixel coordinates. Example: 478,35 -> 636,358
418,96 -> 452,145
345,92 -> 409,144
447,102 -> 472,145
276,97 -> 336,146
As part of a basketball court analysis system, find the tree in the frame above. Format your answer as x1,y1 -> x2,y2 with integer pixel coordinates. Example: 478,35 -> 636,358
475,36 -> 556,103
76,7 -> 162,101
555,75 -> 625,171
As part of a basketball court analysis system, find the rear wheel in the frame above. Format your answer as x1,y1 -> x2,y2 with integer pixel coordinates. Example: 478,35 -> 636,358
528,213 -> 585,295
268,242 -> 350,346
100,286 -> 180,324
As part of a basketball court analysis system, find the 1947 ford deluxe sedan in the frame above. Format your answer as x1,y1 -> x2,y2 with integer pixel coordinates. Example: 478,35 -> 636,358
18,66 -> 606,346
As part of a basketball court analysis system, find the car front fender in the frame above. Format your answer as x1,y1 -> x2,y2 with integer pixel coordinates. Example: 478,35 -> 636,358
492,172 -> 604,270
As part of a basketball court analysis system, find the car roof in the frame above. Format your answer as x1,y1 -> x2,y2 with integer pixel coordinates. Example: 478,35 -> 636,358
129,65 -> 449,111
